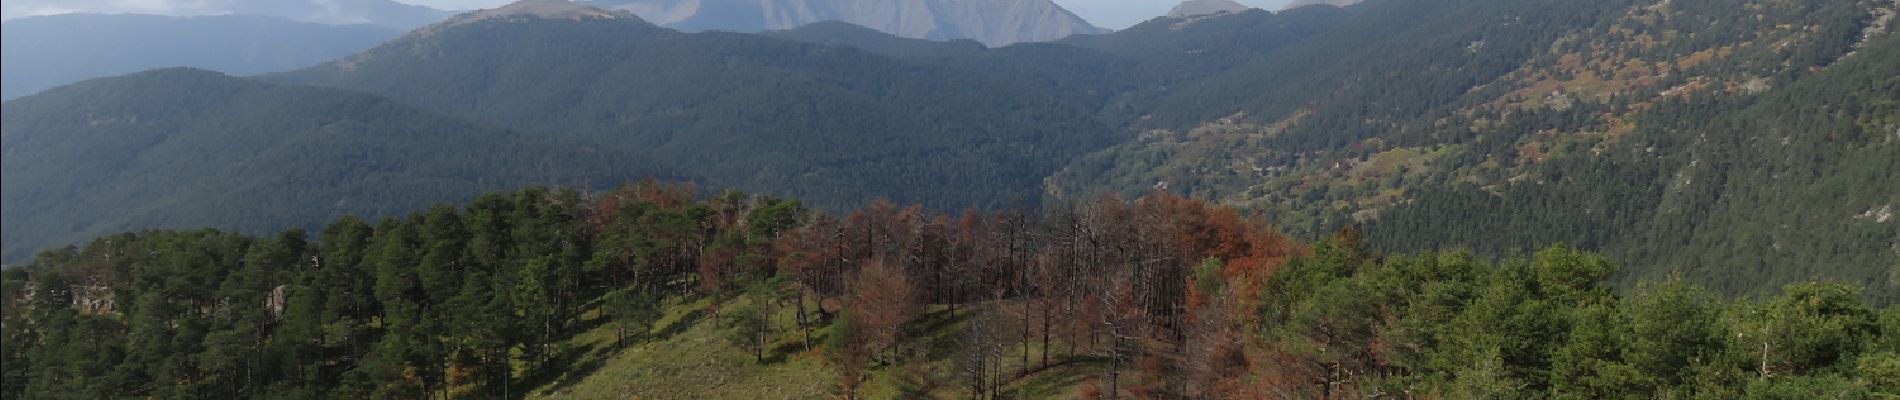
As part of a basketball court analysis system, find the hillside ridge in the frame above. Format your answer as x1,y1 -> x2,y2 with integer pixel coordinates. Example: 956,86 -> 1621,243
583,0 -> 1107,46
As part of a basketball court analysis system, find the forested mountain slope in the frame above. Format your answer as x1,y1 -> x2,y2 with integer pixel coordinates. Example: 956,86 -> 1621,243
0,0 -> 1358,265
0,14 -> 399,99
762,21 -> 989,58
1376,32 -> 1900,302
1041,0 -> 1900,302
0,69 -> 674,263
770,6 -> 1354,129
271,4 -> 1116,212
4,0 -> 1893,305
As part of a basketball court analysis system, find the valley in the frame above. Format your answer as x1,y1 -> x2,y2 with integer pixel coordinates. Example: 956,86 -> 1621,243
2,0 -> 1897,398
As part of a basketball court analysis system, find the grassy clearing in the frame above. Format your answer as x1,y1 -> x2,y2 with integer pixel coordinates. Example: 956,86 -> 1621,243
526,295 -> 835,399
524,294 -> 1114,399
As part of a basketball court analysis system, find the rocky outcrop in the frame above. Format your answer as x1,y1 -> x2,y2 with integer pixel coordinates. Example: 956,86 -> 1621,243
457,0 -> 635,22
586,0 -> 1107,46
73,285 -> 115,314
409,0 -> 640,37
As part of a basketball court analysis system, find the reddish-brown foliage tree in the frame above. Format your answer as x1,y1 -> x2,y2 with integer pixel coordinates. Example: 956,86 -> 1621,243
846,259 -> 918,358
754,189 -> 1302,397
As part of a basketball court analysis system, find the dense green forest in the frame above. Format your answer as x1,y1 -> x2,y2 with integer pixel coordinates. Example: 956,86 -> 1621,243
1358,1 -> 1900,302
1037,0 -> 1900,302
0,68 -> 677,264
2,7 -> 1122,263
3,184 -> 1895,398
268,14 -> 1117,211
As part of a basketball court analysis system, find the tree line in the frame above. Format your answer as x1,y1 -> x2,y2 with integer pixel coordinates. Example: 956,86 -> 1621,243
2,180 -> 1895,398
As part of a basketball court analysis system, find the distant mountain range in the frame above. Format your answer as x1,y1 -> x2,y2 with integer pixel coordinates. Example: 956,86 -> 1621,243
1,0 -> 1119,261
1167,0 -> 1251,18
1281,0 -> 1363,10
1,13 -> 399,99
581,0 -> 1107,46
227,0 -> 452,28
270,0 -> 1116,208
0,0 -> 451,29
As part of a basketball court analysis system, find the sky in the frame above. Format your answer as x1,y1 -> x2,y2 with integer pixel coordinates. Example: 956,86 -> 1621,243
2,0 -> 1294,30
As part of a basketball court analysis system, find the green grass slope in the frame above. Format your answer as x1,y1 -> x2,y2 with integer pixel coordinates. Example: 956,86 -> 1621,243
527,295 -> 836,399
533,293 -> 1117,399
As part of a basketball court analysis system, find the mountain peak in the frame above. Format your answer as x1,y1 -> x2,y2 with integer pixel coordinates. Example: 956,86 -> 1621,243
587,0 -> 1105,47
332,0 -> 646,72
434,0 -> 637,28
1167,0 -> 1252,18
479,0 -> 630,19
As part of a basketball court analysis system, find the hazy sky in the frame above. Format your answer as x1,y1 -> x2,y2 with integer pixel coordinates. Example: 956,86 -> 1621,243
392,0 -> 1295,30
2,0 -> 1295,30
